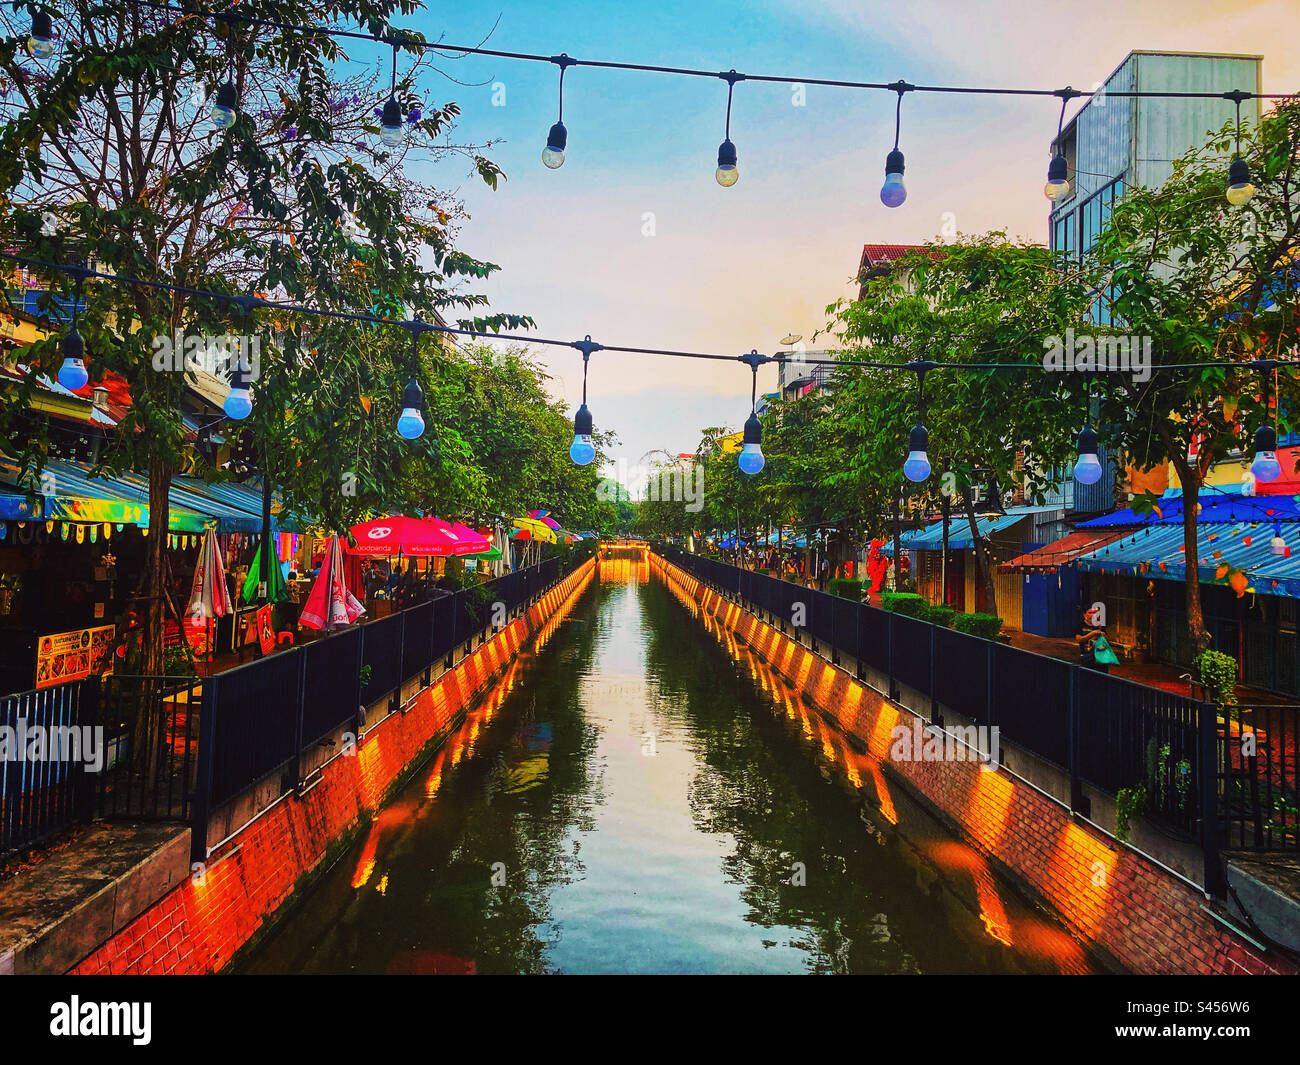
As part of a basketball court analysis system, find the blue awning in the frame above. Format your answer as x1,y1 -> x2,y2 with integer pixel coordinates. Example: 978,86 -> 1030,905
117,473 -> 263,533
1076,521 -> 1300,598
0,484 -> 40,521
171,475 -> 303,533
882,511 -> 1031,554
1079,487 -> 1300,528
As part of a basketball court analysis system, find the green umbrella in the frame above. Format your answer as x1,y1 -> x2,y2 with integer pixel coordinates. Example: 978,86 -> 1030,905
242,542 -> 291,603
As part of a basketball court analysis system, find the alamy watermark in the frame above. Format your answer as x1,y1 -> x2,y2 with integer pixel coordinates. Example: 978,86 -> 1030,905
890,720 -> 1001,771
151,329 -> 262,381
0,716 -> 105,772
599,456 -> 704,513
1043,327 -> 1151,383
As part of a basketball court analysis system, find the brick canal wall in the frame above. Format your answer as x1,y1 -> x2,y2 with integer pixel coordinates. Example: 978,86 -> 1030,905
70,559 -> 596,975
652,554 -> 1298,976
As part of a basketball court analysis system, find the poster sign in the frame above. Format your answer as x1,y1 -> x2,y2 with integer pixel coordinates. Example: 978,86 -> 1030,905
35,624 -> 115,688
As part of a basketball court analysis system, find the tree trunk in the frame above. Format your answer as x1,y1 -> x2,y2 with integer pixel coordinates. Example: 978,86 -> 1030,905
1176,465 -> 1211,658
961,483 -> 998,617
133,459 -> 171,786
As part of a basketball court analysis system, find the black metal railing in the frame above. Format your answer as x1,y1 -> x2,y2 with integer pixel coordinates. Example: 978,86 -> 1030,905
189,554 -> 575,860
1219,703 -> 1300,852
0,555 -> 579,866
656,548 -> 1233,873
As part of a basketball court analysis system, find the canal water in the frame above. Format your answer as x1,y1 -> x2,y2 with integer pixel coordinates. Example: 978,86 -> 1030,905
242,563 -> 1098,975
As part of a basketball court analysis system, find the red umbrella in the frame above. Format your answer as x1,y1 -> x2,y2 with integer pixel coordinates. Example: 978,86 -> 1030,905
424,516 -> 489,555
346,515 -> 459,556
300,534 -> 366,631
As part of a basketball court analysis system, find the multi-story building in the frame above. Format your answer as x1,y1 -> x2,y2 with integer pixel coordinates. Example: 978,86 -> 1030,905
1048,49 -> 1262,320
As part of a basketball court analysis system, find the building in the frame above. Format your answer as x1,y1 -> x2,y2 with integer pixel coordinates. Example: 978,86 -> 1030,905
1048,49 -> 1263,315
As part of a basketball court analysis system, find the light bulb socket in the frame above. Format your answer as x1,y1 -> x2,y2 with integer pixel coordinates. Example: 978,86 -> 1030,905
573,402 -> 593,436
215,80 -> 238,111
885,148 -> 905,177
908,423 -> 928,454
1228,156 -> 1251,188
62,326 -> 84,359
717,139 -> 738,169
743,411 -> 762,445
1076,423 -> 1098,456
547,121 -> 568,152
381,96 -> 403,129
1047,153 -> 1068,184
1253,423 -> 1277,454
401,376 -> 423,412
32,11 -> 53,39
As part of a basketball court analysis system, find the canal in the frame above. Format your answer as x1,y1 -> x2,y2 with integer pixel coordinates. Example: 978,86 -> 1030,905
242,563 -> 1098,974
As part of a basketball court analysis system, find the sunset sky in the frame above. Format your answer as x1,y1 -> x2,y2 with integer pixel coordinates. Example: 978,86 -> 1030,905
392,0 -> 1298,479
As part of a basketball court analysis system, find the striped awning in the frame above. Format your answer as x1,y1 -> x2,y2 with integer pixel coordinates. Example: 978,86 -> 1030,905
1076,521 -> 1300,598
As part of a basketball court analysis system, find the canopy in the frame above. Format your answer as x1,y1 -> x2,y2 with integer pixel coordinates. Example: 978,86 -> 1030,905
347,515 -> 458,556
881,511 -> 1030,554
511,515 -> 557,543
1079,485 -> 1300,529
424,517 -> 490,555
1075,521 -> 1300,598
999,529 -> 1129,574
0,455 -> 206,532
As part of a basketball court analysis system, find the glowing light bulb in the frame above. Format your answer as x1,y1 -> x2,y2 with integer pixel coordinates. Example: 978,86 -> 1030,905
738,442 -> 765,475
380,97 -> 403,148
224,386 -> 252,420
1044,153 -> 1069,201
27,13 -> 54,59
569,434 -> 595,465
57,356 -> 87,391
543,122 -> 567,169
881,148 -> 906,208
903,451 -> 930,482
1226,157 -> 1255,206
1073,453 -> 1103,485
209,81 -> 237,130
1251,451 -> 1281,483
716,139 -> 738,187
397,408 -> 425,439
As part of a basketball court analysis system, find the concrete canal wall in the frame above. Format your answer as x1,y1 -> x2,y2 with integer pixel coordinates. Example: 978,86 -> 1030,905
68,558 -> 597,975
652,553 -> 1298,976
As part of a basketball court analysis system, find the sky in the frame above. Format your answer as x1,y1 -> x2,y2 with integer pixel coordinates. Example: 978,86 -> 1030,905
377,0 -> 1298,483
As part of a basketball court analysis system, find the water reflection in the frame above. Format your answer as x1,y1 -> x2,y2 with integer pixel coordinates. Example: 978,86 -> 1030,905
242,567 -> 1095,975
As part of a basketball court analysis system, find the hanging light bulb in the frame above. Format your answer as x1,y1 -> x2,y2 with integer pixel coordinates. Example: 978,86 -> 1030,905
380,96 -> 404,147
569,336 -> 601,464
1226,156 -> 1255,206
57,326 -> 87,391
224,365 -> 252,420
903,424 -> 930,481
881,149 -> 907,208
209,80 -> 238,130
1250,423 -> 1280,483
1043,89 -> 1076,201
716,139 -> 739,187
1270,524 -> 1286,556
27,11 -> 55,59
543,55 -> 574,169
569,403 -> 595,465
880,84 -> 910,208
397,377 -> 424,439
543,121 -> 567,169
1044,153 -> 1070,201
1224,91 -> 1256,206
738,413 -> 765,475
715,71 -> 743,187
1074,424 -> 1102,484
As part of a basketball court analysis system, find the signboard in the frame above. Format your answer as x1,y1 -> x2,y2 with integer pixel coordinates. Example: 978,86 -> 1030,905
35,624 -> 115,688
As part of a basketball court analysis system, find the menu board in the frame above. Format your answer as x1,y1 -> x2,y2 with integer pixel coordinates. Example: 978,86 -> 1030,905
35,624 -> 116,688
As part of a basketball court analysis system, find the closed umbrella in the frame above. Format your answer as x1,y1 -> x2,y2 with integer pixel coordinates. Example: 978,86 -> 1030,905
187,527 -> 232,659
299,533 -> 366,631
242,541 -> 290,603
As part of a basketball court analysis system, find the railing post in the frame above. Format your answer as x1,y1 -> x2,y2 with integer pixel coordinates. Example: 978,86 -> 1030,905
929,624 -> 942,726
1067,665 -> 1082,814
291,646 -> 306,791
190,674 -> 218,866
1199,699 -> 1226,896
888,612 -> 898,700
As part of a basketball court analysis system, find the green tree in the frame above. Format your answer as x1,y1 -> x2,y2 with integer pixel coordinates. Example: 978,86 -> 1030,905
1090,98 -> 1300,654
